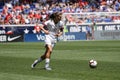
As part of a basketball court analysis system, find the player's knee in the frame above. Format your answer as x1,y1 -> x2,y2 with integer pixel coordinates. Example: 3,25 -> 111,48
49,49 -> 52,53
46,45 -> 53,53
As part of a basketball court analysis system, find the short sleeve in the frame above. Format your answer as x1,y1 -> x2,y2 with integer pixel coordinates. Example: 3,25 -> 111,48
59,21 -> 64,28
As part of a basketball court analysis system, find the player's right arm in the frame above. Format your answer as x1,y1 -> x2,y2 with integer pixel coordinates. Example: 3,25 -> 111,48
40,24 -> 49,34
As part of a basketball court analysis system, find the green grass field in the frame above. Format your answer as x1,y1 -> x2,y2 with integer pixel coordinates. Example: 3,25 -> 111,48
0,40 -> 120,80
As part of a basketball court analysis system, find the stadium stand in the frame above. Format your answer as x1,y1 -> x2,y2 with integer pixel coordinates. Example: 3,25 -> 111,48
0,0 -> 120,25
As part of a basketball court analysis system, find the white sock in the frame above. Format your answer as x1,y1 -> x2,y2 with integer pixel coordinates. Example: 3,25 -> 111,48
45,58 -> 50,68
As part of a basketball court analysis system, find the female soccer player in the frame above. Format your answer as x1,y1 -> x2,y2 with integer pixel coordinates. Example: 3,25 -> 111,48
31,12 -> 64,70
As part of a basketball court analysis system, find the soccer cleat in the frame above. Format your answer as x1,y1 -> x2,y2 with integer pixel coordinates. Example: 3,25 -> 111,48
31,60 -> 38,68
45,67 -> 52,71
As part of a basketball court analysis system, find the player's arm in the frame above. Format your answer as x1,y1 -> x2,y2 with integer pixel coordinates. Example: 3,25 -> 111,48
55,27 -> 64,37
40,25 -> 49,34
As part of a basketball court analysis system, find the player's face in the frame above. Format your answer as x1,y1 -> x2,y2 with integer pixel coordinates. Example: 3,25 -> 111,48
58,15 -> 62,21
54,16 -> 61,24
53,12 -> 62,24
56,14 -> 62,23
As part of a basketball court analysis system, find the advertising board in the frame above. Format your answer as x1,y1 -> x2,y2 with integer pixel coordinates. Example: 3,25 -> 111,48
24,32 -> 86,42
0,34 -> 24,42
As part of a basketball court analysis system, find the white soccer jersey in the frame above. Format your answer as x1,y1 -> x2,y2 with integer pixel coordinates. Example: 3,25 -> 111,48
43,20 -> 64,47
44,20 -> 64,39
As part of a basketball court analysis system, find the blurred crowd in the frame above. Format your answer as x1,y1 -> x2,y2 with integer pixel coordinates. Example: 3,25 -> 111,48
0,0 -> 120,25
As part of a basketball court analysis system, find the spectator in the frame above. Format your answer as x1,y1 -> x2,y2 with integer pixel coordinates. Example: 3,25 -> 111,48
4,12 -> 12,24
65,14 -> 75,24
24,16 -> 30,24
2,5 -> 8,15
0,14 -> 4,25
34,23 -> 41,33
103,16 -> 112,22
86,23 -> 95,40
20,14 -> 25,24
0,0 -> 120,25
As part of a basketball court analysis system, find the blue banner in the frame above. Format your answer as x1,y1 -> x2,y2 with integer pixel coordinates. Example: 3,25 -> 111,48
0,26 -> 34,34
24,33 -> 45,42
59,32 -> 86,41
24,32 -> 86,42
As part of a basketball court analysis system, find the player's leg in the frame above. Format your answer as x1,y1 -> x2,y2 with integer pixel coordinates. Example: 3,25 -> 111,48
31,57 -> 44,68
31,46 -> 47,68
31,36 -> 50,68
31,44 -> 51,68
44,39 -> 56,70
87,32 -> 91,40
86,32 -> 89,40
44,44 -> 52,70
31,52 -> 46,68
92,31 -> 94,40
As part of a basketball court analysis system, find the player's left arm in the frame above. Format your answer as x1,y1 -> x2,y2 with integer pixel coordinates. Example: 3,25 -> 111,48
55,27 -> 64,37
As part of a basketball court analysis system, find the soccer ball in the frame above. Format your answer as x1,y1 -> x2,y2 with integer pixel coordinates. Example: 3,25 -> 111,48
89,59 -> 97,68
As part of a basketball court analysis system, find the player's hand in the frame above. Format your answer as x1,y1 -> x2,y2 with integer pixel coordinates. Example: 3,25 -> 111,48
40,26 -> 44,30
54,34 -> 60,37
40,25 -> 49,34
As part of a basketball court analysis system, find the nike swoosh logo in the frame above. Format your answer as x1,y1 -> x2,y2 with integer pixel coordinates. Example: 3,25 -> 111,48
8,35 -> 21,41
